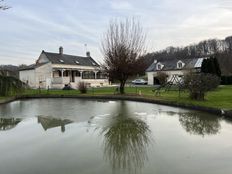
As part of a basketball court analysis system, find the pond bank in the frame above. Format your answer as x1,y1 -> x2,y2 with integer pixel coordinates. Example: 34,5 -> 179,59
0,97 -> 17,105
1,94 -> 231,118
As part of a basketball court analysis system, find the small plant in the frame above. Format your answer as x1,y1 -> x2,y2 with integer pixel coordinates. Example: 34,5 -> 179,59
78,82 -> 87,94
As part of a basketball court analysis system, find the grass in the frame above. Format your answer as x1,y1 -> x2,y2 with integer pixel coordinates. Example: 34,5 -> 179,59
1,85 -> 232,110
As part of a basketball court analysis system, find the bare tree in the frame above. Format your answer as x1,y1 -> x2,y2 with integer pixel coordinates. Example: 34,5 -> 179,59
0,0 -> 10,10
102,19 -> 146,94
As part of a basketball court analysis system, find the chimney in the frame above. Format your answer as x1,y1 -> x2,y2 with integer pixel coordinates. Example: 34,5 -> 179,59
86,51 -> 90,57
59,46 -> 63,55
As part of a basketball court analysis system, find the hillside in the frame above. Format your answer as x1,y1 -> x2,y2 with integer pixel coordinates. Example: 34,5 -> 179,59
144,36 -> 232,75
0,65 -> 19,77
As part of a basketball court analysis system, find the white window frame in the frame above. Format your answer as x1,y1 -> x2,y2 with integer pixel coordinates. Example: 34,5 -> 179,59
177,60 -> 185,69
156,62 -> 163,70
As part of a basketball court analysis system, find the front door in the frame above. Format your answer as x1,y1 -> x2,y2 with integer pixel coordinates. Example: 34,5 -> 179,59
71,71 -> 75,82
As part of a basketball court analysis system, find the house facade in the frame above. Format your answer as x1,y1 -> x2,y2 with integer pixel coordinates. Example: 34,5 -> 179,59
19,47 -> 108,89
146,58 -> 205,85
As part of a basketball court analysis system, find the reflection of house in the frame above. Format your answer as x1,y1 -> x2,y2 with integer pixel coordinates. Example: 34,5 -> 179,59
146,58 -> 206,85
19,47 -> 108,89
0,117 -> 22,131
37,116 -> 73,132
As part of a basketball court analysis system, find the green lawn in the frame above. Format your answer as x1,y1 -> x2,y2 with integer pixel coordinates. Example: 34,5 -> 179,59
1,85 -> 232,110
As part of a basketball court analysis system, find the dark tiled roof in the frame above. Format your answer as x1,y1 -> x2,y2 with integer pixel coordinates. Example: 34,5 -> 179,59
19,63 -> 47,71
146,58 -> 203,72
146,62 -> 156,72
43,51 -> 99,67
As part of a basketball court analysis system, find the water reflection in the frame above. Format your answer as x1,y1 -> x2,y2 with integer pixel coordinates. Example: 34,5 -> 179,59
0,117 -> 22,131
37,116 -> 73,133
97,101 -> 152,174
179,112 -> 221,136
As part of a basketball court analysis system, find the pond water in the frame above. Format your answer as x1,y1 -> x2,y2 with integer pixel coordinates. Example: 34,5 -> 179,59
0,99 -> 232,174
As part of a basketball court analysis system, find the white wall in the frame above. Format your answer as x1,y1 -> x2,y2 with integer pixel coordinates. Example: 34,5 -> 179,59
37,52 -> 50,64
19,69 -> 36,88
19,63 -> 52,89
147,72 -> 155,85
35,63 -> 52,89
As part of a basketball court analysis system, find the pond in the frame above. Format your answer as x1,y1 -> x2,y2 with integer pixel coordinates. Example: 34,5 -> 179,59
0,99 -> 232,174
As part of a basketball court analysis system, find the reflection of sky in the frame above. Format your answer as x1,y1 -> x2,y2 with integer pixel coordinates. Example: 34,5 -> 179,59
1,99 -> 232,174
1,0 -> 232,65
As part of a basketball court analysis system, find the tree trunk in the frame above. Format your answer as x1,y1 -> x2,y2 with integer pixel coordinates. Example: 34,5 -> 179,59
190,92 -> 205,100
119,81 -> 125,94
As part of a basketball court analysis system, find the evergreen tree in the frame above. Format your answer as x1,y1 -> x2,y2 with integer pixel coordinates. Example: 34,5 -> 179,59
201,56 -> 221,77
201,58 -> 207,73
213,57 -> 221,77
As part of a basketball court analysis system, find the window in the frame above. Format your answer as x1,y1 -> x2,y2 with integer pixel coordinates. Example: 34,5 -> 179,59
177,61 -> 185,69
75,61 -> 80,64
157,64 -> 162,70
59,59 -> 64,63
92,62 -> 96,66
82,71 -> 95,79
97,72 -> 107,79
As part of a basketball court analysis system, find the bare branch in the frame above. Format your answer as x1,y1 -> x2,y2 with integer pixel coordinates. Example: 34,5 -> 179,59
0,0 -> 11,10
101,18 -> 146,94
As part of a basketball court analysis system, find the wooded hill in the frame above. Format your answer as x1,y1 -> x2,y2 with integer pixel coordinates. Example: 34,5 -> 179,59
143,36 -> 232,75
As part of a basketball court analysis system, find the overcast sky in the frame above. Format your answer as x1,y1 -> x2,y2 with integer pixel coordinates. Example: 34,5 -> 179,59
1,0 -> 232,65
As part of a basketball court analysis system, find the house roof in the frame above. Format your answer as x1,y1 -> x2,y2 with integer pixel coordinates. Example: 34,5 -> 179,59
19,62 -> 48,71
38,116 -> 73,131
146,58 -> 205,72
43,51 -> 99,67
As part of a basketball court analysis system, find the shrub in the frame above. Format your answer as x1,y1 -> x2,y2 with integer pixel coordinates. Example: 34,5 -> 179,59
78,82 -> 87,94
0,75 -> 26,96
184,73 -> 220,100
156,72 -> 168,85
62,84 -> 73,90
221,76 -> 232,85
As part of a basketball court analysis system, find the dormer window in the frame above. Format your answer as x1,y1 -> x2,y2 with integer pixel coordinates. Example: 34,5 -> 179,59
92,62 -> 96,66
156,62 -> 163,70
177,60 -> 185,69
59,59 -> 64,63
75,61 -> 80,64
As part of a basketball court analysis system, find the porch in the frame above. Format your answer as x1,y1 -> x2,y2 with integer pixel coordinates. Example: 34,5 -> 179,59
52,69 -> 108,88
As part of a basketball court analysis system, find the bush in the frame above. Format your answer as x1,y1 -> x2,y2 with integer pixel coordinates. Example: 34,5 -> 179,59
62,84 -> 73,90
221,76 -> 232,85
78,82 -> 87,94
184,73 -> 220,100
156,72 -> 168,85
0,75 -> 26,96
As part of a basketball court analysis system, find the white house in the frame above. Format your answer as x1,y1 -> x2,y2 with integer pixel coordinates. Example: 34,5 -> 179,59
146,58 -> 206,85
19,47 -> 108,89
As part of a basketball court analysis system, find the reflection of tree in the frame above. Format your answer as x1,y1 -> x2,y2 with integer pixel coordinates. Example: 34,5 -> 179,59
0,117 -> 22,131
37,116 -> 73,133
98,101 -> 151,174
179,112 -> 221,136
